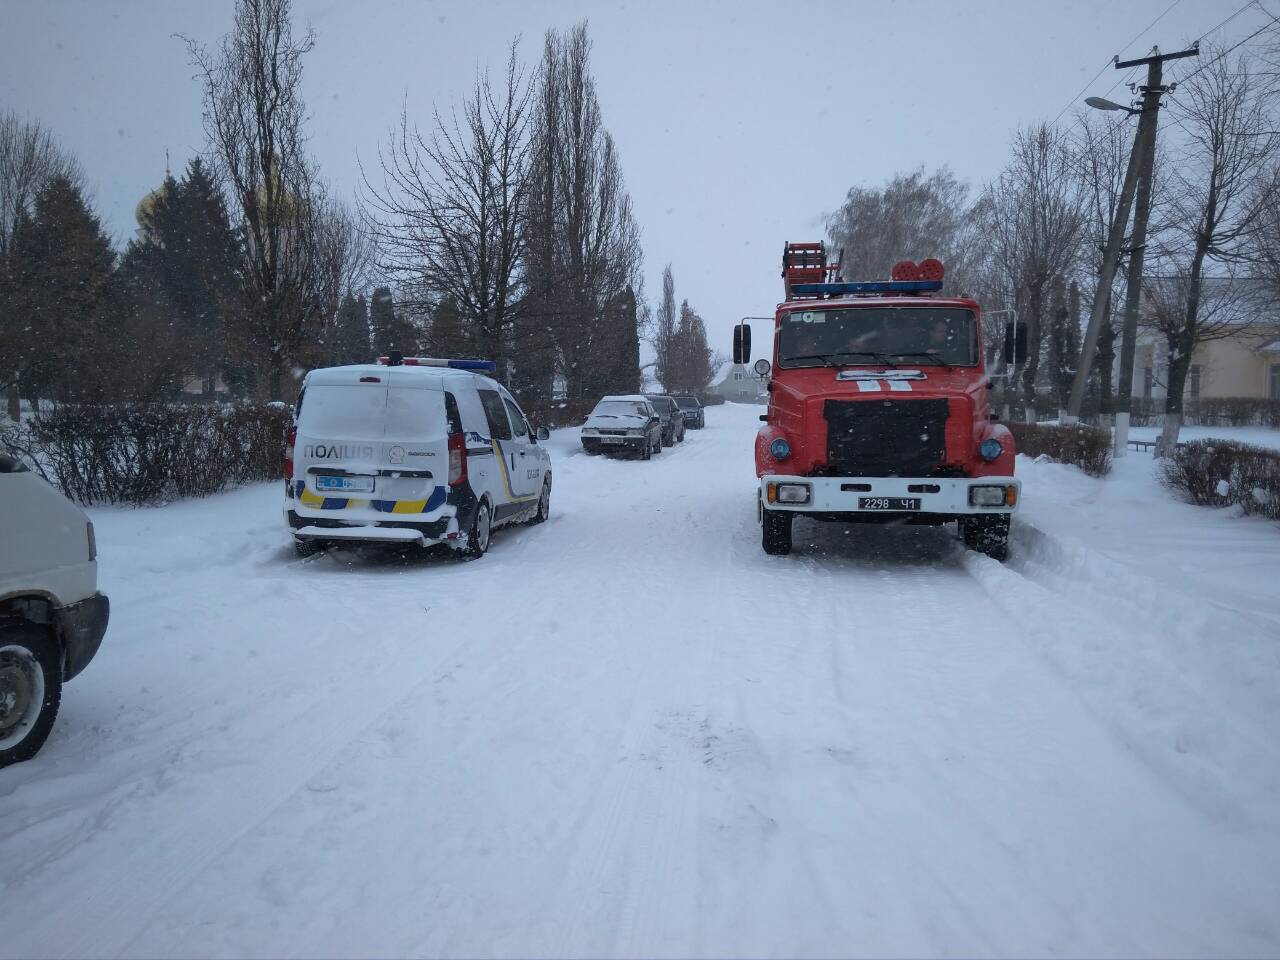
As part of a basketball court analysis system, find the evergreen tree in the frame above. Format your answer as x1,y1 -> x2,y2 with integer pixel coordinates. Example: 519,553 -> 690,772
331,290 -> 370,365
370,286 -> 420,356
4,176 -> 114,402
131,158 -> 241,395
427,297 -> 470,359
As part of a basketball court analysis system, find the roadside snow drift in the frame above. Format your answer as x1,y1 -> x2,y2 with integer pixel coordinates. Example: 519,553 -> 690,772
2,403 -> 1278,958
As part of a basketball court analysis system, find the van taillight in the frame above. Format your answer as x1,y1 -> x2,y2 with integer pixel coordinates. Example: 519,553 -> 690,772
284,426 -> 297,479
448,432 -> 467,486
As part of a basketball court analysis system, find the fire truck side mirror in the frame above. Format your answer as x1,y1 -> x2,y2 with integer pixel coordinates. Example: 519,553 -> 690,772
1004,321 -> 1028,366
733,323 -> 751,365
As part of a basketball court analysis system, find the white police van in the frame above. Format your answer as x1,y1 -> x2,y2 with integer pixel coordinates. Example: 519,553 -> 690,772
284,355 -> 552,559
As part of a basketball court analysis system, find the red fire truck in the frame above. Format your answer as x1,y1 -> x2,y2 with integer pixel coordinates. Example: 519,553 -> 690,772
735,242 -> 1024,560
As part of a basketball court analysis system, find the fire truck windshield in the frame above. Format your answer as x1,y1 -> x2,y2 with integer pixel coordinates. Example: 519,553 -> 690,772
777,306 -> 978,369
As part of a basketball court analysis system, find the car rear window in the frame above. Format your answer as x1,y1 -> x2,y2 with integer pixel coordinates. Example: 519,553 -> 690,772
385,386 -> 448,440
675,397 -> 699,409
298,383 -> 389,437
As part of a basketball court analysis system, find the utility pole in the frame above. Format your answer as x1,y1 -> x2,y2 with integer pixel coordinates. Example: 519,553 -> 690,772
1066,45 -> 1198,450
1111,46 -> 1196,455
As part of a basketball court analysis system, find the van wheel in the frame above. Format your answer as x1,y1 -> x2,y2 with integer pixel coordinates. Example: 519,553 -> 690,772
961,515 -> 1010,562
463,500 -> 492,559
761,507 -> 793,556
0,624 -> 62,768
530,479 -> 551,524
293,537 -> 325,558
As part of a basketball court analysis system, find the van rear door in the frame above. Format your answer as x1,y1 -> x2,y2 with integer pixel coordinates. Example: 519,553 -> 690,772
376,371 -> 450,514
295,378 -> 387,502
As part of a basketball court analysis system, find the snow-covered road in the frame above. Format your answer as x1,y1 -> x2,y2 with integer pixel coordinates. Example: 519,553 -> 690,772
3,403 -> 1279,958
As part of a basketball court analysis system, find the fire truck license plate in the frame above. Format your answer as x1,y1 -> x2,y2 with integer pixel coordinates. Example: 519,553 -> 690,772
858,496 -> 921,511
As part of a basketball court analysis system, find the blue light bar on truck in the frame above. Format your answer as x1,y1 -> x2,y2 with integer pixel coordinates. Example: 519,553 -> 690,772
789,280 -> 943,296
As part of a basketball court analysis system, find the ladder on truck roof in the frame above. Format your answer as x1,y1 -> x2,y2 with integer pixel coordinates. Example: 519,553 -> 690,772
781,241 -> 842,300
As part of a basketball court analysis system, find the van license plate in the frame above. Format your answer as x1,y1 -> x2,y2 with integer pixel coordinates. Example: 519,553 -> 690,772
858,497 -> 920,511
316,475 -> 374,493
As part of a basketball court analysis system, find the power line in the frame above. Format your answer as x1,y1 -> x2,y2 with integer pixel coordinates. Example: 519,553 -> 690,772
1050,0 -> 1186,127
1176,1 -> 1280,84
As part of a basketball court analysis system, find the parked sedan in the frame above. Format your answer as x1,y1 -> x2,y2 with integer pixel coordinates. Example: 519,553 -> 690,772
644,394 -> 686,446
673,394 -> 705,429
580,396 -> 664,459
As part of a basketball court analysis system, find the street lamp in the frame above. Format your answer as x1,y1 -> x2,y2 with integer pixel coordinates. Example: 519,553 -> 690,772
1085,96 -> 1141,115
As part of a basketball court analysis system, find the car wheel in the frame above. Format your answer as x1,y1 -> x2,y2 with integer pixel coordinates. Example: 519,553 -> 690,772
463,499 -> 492,559
530,479 -> 551,523
0,623 -> 62,769
761,506 -> 793,556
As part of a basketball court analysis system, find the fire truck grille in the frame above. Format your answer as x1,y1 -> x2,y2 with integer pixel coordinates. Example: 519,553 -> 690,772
823,398 -> 949,477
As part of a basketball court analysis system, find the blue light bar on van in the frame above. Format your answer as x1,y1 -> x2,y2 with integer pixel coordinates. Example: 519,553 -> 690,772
378,356 -> 498,372
790,280 -> 943,296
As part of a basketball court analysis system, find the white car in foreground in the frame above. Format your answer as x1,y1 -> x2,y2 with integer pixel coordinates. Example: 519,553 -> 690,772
0,453 -> 109,767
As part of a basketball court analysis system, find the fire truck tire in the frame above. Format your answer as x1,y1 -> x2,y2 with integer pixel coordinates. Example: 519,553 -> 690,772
761,507 -> 793,555
961,515 -> 1010,561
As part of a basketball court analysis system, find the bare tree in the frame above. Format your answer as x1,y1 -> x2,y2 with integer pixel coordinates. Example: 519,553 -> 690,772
185,0 -> 333,401
0,112 -> 80,418
981,123 -> 1089,416
1151,49 -> 1280,453
826,167 -> 971,281
363,41 -> 533,373
1069,109 -> 1135,413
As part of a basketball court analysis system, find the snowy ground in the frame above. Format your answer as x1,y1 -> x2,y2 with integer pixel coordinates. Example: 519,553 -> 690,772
3,402 -> 1279,959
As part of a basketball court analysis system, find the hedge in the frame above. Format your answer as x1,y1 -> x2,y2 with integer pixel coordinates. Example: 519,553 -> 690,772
11,403 -> 291,505
1008,421 -> 1112,477
1161,439 -> 1280,521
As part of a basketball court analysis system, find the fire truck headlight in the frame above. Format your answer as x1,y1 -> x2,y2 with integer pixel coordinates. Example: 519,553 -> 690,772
969,485 -> 1009,507
979,437 -> 1004,461
769,437 -> 791,460
775,482 -> 811,504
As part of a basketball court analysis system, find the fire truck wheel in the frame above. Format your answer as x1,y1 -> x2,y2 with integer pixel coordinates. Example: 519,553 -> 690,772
761,507 -> 793,556
961,515 -> 1010,562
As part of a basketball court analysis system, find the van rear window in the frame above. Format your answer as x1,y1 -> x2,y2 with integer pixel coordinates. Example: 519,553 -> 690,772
385,387 -> 448,440
299,384 -> 388,437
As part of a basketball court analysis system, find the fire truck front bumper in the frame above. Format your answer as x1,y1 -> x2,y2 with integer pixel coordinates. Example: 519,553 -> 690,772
759,475 -> 1020,518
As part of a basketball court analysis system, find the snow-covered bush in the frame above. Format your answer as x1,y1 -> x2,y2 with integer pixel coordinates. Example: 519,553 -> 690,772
27,403 -> 290,505
1008,422 -> 1112,477
1162,439 -> 1280,521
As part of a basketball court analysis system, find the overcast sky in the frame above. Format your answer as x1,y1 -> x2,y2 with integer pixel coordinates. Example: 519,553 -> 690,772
2,0 -> 1273,362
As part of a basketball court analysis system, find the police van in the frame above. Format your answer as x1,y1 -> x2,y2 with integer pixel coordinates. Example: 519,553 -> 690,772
284,355 -> 552,559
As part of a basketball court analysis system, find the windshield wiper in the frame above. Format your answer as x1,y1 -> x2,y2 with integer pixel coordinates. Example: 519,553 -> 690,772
889,351 -> 952,367
783,351 -> 899,368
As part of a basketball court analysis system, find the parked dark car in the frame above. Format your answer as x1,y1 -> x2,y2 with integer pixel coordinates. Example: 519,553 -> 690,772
580,395 -> 664,459
644,394 -> 686,446
673,394 -> 705,429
